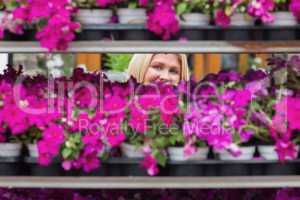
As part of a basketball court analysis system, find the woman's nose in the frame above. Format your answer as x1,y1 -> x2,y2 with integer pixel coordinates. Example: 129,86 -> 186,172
159,70 -> 170,81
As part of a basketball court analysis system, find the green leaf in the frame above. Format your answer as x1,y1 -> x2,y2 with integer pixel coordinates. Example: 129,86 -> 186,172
153,150 -> 167,167
62,148 -> 73,159
176,2 -> 188,16
154,137 -> 168,148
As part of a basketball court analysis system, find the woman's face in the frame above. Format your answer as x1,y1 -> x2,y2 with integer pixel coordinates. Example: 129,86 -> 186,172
144,54 -> 181,85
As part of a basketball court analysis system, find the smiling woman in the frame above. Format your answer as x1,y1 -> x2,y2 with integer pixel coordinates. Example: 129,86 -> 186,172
127,54 -> 190,85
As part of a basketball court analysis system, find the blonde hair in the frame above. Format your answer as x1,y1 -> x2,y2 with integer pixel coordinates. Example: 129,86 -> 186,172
127,54 -> 190,84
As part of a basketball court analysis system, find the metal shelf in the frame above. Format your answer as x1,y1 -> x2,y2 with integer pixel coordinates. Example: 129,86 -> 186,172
1,41 -> 300,53
0,176 -> 300,189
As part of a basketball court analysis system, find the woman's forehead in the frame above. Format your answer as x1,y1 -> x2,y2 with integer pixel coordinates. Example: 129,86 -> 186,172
151,54 -> 181,66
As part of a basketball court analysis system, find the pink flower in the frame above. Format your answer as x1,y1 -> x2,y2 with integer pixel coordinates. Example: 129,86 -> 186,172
129,103 -> 148,134
215,10 -> 231,27
240,129 -> 254,142
36,12 -> 81,51
146,2 -> 179,40
275,140 -> 298,161
141,154 -> 159,176
207,131 -> 233,152
96,0 -> 122,7
247,0 -> 274,23
289,0 -> 300,21
183,142 -> 197,157
139,0 -> 148,7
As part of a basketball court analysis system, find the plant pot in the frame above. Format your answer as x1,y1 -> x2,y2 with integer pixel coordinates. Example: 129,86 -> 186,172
104,71 -> 130,83
27,144 -> 38,157
181,13 -> 209,26
80,164 -> 108,176
263,162 -> 297,175
218,146 -> 255,161
265,12 -> 297,40
258,145 -> 278,160
75,29 -> 107,41
0,157 -> 22,176
224,14 -> 253,40
258,145 -> 299,160
167,162 -> 206,176
271,12 -> 298,26
6,29 -> 36,41
118,29 -> 153,40
219,164 -> 250,176
76,9 -> 112,24
179,13 -> 209,40
120,143 -> 144,158
24,157 -> 64,176
117,8 -> 147,24
0,143 -> 22,157
168,147 -> 209,161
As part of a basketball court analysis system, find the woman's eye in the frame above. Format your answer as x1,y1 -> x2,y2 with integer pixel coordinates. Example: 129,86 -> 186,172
170,69 -> 179,75
152,65 -> 162,70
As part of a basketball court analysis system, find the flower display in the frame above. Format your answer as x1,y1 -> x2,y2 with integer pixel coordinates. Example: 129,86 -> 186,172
0,55 -> 299,174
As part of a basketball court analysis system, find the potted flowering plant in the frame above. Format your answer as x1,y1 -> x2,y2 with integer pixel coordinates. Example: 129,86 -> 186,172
74,0 -> 113,25
176,0 -> 211,25
11,0 -> 81,51
104,54 -> 132,83
146,0 -> 179,40
116,0 -> 148,24
213,0 -> 255,40
213,0 -> 254,27
269,0 -> 298,26
175,0 -> 210,40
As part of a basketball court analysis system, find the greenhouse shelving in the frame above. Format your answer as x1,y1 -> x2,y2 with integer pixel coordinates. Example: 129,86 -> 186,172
1,28 -> 300,188
0,176 -> 300,189
1,41 -> 300,53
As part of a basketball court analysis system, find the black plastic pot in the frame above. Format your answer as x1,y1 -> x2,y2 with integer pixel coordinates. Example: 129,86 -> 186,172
120,163 -> 148,176
118,30 -> 153,40
266,29 -> 296,40
218,163 -> 250,176
6,30 -> 36,41
167,163 -> 205,176
76,30 -> 107,41
24,157 -> 64,176
79,163 -> 108,176
179,30 -> 206,40
0,157 -> 22,176
263,163 -> 297,175
207,29 -> 222,40
223,29 -> 251,41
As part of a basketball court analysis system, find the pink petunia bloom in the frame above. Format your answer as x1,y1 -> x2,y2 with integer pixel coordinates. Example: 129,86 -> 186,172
207,131 -> 233,152
275,140 -> 298,161
289,0 -> 300,21
141,154 -> 159,176
215,10 -> 231,27
36,11 -> 81,52
247,0 -> 274,23
139,0 -> 148,7
146,2 -> 179,40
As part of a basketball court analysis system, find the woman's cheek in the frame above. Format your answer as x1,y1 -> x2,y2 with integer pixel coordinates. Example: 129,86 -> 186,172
145,68 -> 160,83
